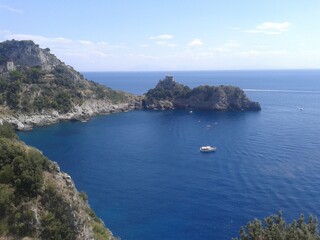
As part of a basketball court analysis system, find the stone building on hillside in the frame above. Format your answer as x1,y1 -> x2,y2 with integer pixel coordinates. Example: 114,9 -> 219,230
165,75 -> 174,81
6,61 -> 15,71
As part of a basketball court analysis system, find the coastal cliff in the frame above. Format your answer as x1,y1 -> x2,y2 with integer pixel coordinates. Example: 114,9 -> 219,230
0,40 -> 141,130
143,76 -> 261,111
0,122 -> 116,239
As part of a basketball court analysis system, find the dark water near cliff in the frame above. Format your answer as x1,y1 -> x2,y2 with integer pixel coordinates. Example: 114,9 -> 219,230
19,70 -> 320,240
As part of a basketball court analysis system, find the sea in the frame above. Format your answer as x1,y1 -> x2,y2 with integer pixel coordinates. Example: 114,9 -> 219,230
18,70 -> 320,240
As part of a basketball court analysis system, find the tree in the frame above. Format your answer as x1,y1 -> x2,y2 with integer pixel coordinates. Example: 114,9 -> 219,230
234,212 -> 320,240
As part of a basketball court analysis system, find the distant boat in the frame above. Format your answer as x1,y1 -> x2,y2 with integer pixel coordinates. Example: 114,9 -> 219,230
189,110 -> 193,113
298,107 -> 303,111
200,146 -> 217,152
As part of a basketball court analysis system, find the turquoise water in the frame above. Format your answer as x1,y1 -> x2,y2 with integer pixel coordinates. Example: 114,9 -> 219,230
19,70 -> 320,239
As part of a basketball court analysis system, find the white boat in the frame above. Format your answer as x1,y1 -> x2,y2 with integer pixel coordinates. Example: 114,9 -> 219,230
200,146 -> 217,152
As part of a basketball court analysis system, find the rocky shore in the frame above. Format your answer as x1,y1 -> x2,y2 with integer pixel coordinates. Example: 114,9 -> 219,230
3,98 -> 143,131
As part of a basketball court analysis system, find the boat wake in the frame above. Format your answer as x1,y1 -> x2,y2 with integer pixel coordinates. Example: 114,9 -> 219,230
244,89 -> 320,93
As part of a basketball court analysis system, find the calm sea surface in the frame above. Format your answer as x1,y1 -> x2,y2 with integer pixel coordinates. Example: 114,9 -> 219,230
19,70 -> 320,240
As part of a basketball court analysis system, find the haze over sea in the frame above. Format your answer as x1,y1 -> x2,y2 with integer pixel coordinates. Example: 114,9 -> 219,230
19,70 -> 320,240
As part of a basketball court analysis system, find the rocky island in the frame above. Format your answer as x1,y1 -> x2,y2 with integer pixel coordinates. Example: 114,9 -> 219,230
143,75 -> 261,111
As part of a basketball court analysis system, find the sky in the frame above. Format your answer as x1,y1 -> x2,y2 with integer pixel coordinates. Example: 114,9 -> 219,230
0,0 -> 320,71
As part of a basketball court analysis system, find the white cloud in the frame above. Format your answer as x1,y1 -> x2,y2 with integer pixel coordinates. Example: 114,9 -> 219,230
257,22 -> 291,31
149,34 -> 176,47
223,41 -> 240,48
244,30 -> 280,35
97,41 -> 108,45
156,41 -> 177,47
149,34 -> 173,40
239,50 -> 287,57
188,39 -> 203,47
244,22 -> 291,35
208,41 -> 240,55
214,47 -> 230,53
54,37 -> 72,43
0,5 -> 23,14
79,40 -> 93,45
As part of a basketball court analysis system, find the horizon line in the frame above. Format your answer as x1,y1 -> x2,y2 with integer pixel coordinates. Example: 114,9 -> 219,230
80,68 -> 320,73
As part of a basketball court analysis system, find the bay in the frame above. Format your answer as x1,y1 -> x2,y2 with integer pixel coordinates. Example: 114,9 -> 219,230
18,70 -> 320,239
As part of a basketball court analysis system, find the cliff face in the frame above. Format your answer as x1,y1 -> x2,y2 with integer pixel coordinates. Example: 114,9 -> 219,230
0,40 -> 141,130
0,40 -> 60,72
143,76 -> 261,111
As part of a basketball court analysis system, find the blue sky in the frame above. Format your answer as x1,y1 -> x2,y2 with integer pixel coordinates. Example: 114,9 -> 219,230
1,0 -> 320,71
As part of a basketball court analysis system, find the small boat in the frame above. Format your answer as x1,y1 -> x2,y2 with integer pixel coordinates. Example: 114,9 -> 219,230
200,146 -> 217,152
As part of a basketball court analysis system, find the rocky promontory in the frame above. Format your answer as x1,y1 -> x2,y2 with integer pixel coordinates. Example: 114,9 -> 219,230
143,76 -> 261,111
0,40 -> 142,130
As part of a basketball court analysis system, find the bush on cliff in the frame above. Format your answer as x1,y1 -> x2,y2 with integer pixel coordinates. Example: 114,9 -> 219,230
0,122 -> 115,239
233,212 -> 319,240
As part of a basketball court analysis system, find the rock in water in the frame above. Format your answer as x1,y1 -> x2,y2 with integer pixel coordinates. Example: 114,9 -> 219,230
143,75 -> 261,111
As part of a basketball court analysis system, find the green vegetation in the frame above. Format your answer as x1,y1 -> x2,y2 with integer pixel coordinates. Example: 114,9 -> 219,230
0,40 -> 131,115
0,122 -> 49,237
145,77 -> 190,100
144,77 -> 261,111
234,212 -> 319,240
93,221 -> 113,240
0,66 -> 129,113
85,206 -> 116,240
40,182 -> 75,240
0,122 -> 113,239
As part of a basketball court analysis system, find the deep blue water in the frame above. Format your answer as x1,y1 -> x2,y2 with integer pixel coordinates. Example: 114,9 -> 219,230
18,70 -> 320,240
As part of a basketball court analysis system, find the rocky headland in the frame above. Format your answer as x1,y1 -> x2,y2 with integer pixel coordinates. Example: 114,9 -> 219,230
0,40 -> 142,130
0,40 -> 125,239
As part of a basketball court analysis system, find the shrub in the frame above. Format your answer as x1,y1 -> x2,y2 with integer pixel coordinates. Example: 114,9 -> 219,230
0,122 -> 17,140
93,221 -> 112,240
79,191 -> 88,202
234,212 -> 320,240
0,138 -> 24,168
40,182 -> 75,240
12,154 -> 43,197
8,203 -> 36,237
0,184 -> 14,216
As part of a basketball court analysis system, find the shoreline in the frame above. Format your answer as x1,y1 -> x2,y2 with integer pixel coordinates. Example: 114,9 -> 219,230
2,99 -> 141,131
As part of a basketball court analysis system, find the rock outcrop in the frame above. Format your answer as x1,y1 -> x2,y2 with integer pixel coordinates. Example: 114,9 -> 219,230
143,76 -> 261,111
0,40 -> 60,72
